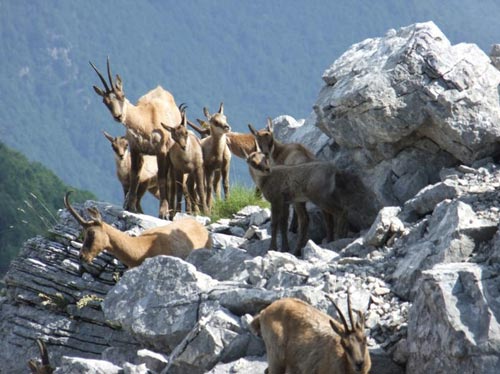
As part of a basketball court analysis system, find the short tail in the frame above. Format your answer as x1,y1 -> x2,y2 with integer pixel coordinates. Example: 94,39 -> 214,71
249,313 -> 262,337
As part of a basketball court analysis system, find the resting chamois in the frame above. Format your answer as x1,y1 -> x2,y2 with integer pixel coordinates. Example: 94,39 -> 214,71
161,107 -> 208,216
245,151 -> 339,255
91,57 -> 180,219
64,191 -> 211,267
200,103 -> 232,209
103,131 -> 159,213
250,294 -> 371,374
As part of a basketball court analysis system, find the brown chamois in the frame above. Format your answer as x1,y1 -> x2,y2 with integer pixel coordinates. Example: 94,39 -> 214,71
28,339 -> 54,374
103,131 -> 159,213
161,106 -> 208,216
250,295 -> 371,374
245,151 -> 339,255
91,57 -> 180,219
64,191 -> 211,267
200,103 -> 232,209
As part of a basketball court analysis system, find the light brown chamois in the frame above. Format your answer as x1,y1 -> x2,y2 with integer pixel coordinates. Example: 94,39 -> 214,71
91,58 -> 180,219
161,106 -> 208,216
103,131 -> 159,213
190,118 -> 258,159
249,118 -> 317,232
245,151 -> 339,255
64,191 -> 211,267
200,103 -> 232,209
28,339 -> 54,374
250,295 -> 371,374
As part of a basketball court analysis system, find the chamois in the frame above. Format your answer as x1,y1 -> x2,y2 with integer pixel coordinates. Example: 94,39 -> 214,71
245,151 -> 339,254
28,339 -> 54,374
91,58 -> 180,219
200,103 -> 232,209
161,107 -> 208,216
250,295 -> 371,374
190,118 -> 258,159
64,191 -> 211,267
249,118 -> 317,232
103,131 -> 159,213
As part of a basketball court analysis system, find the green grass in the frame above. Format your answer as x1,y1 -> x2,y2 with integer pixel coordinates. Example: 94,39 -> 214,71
210,185 -> 269,222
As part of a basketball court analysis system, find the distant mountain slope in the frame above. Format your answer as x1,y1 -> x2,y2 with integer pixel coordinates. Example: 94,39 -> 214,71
1,1 -> 500,215
0,142 -> 95,276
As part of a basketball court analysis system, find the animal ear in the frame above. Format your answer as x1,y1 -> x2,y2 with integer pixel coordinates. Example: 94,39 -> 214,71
203,107 -> 211,119
266,118 -> 274,132
87,207 -> 103,224
103,131 -> 114,143
329,319 -> 346,337
355,310 -> 365,330
248,124 -> 258,136
161,122 -> 173,132
114,74 -> 123,92
93,85 -> 105,97
218,102 -> 224,115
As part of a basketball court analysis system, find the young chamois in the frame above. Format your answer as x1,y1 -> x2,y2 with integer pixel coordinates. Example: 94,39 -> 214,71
250,295 -> 371,374
245,151 -> 339,255
200,103 -> 232,209
103,131 -> 159,213
64,191 -> 211,267
189,118 -> 258,159
28,339 -> 54,374
249,118 -> 317,232
91,58 -> 180,219
161,107 -> 208,216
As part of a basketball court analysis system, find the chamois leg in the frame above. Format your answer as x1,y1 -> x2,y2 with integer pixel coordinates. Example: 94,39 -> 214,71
185,174 -> 197,214
135,182 -> 148,214
269,202 -> 281,252
213,169 -> 222,200
278,201 -> 291,253
206,170 -> 215,210
194,167 -> 208,215
293,202 -> 309,255
222,158 -> 230,200
174,169 -> 184,215
289,207 -> 299,233
333,208 -> 348,240
157,154 -> 171,220
125,150 -> 143,213
266,359 -> 286,374
322,210 -> 338,242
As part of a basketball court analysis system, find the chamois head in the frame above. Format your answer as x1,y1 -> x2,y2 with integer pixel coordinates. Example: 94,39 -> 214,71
90,57 -> 126,122
28,339 -> 54,374
203,102 -> 231,134
64,191 -> 111,264
248,118 -> 274,155
103,131 -> 129,160
162,104 -> 189,150
327,293 -> 371,374
244,151 -> 271,175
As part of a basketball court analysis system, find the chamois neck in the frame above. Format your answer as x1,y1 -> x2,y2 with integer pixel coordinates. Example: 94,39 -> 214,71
103,223 -> 148,267
122,99 -> 150,133
270,138 -> 285,161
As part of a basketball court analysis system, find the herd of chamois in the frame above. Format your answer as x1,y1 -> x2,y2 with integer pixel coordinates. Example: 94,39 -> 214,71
30,58 -> 372,373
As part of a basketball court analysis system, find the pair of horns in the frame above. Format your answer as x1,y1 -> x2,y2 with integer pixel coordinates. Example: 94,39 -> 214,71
326,293 -> 357,333
89,57 -> 115,93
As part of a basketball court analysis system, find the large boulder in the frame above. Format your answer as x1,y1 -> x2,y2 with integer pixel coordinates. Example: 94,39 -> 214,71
407,263 -> 500,374
311,21 -> 500,210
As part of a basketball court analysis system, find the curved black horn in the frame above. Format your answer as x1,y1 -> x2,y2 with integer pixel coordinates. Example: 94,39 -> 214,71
89,61 -> 111,92
106,56 -> 114,91
326,294 -> 350,333
64,191 -> 89,227
36,339 -> 50,366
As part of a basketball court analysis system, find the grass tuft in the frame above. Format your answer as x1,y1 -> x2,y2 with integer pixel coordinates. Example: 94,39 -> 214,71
209,185 -> 269,222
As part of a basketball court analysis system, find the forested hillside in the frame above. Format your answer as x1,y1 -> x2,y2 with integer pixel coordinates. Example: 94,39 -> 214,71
1,0 -> 500,216
0,142 -> 94,276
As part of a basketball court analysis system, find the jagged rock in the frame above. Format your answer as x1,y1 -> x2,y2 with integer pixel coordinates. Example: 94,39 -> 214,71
102,256 -> 218,352
301,240 -> 340,263
364,207 -> 404,247
490,44 -> 500,71
211,232 -> 247,249
206,356 -> 268,374
312,21 -> 500,212
136,349 -> 169,373
406,263 -> 500,374
391,200 -> 497,299
54,356 -> 122,374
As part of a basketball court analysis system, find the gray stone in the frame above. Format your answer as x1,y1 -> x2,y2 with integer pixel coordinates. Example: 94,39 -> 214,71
301,240 -> 340,263
136,349 -> 169,373
206,356 -> 268,374
403,179 -> 460,215
211,232 -> 247,249
407,263 -> 500,374
54,356 -> 122,374
364,207 -> 404,247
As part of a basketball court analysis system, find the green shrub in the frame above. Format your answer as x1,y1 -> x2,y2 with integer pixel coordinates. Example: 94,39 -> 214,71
209,185 -> 269,222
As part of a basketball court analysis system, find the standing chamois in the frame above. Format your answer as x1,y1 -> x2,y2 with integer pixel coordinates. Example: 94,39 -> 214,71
200,103 -> 232,209
161,106 -> 208,216
250,294 -> 371,374
103,131 -> 159,213
91,57 -> 180,219
64,191 -> 211,267
245,151 -> 339,255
